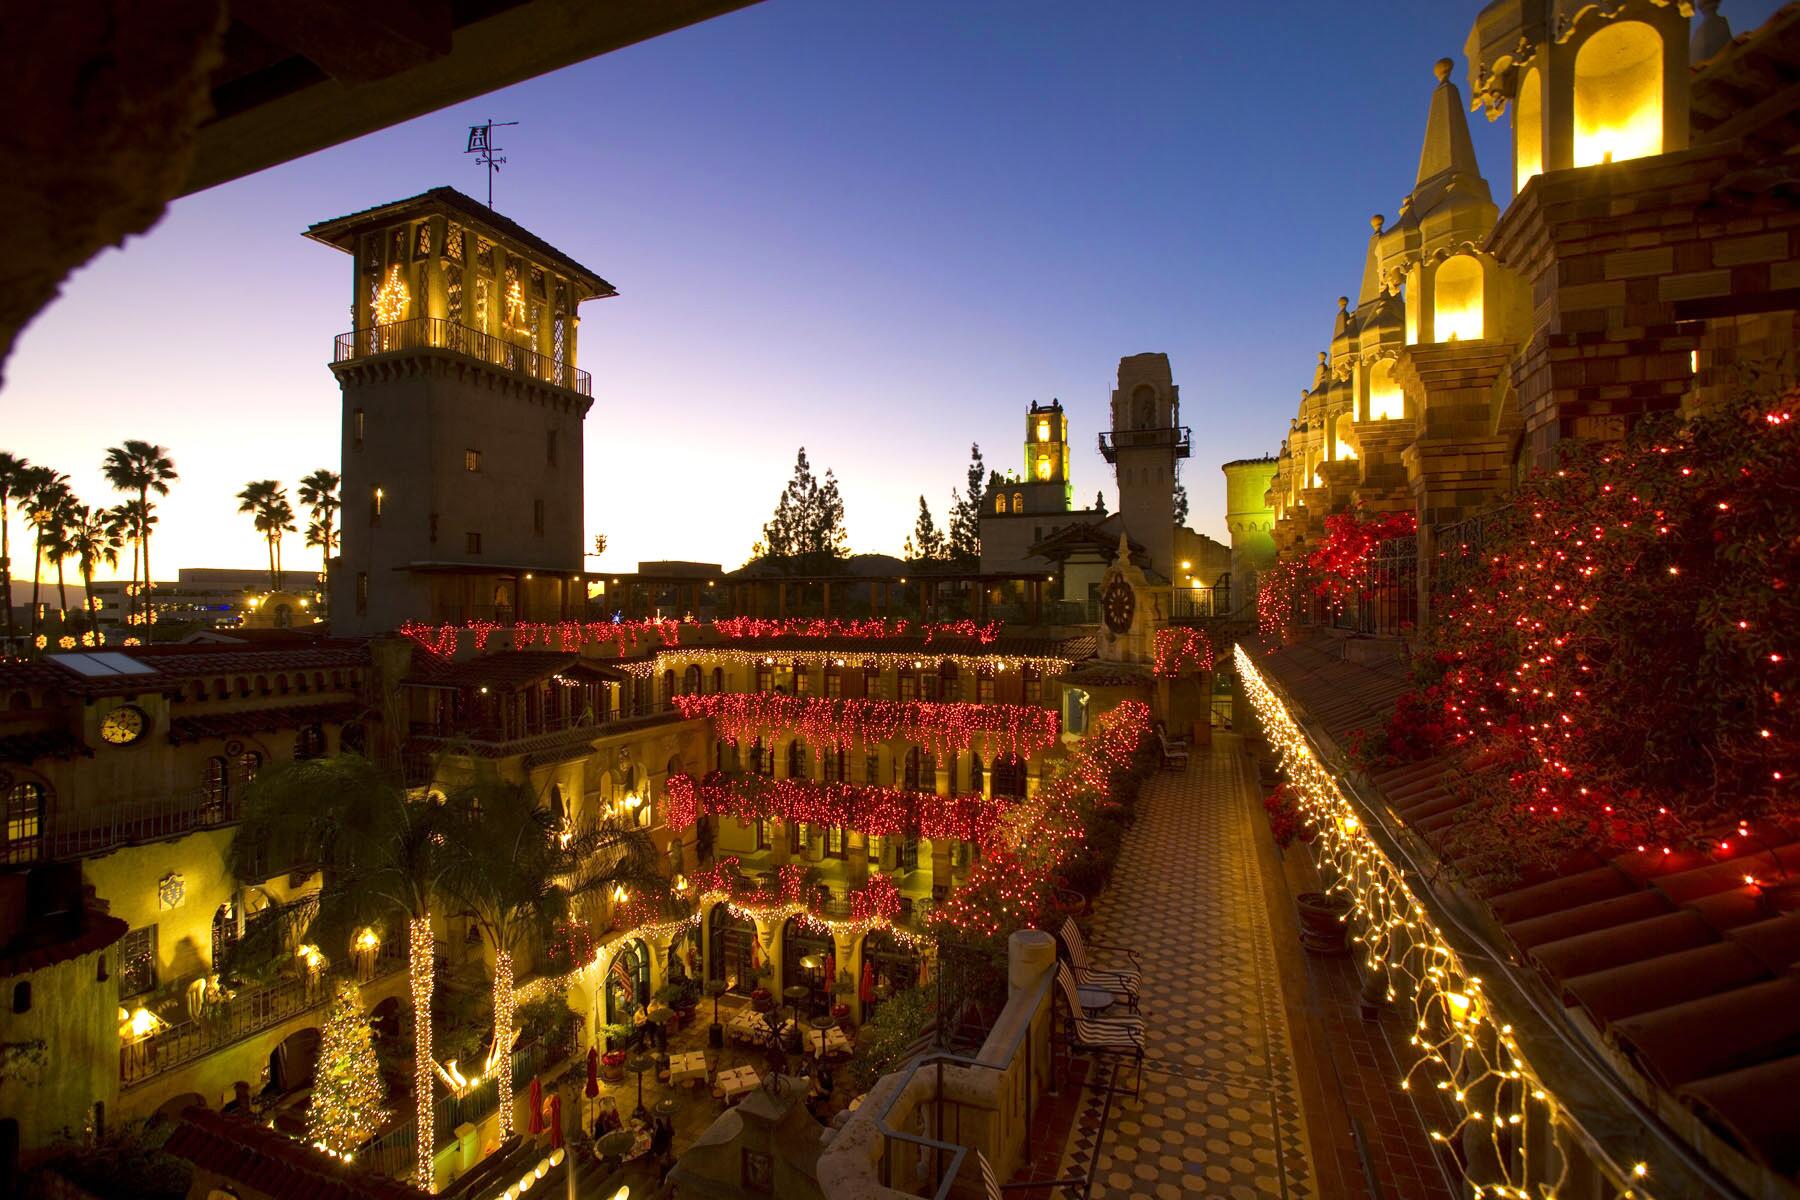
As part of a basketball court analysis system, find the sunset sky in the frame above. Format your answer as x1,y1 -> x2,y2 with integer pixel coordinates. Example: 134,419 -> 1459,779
4,0 -> 1778,582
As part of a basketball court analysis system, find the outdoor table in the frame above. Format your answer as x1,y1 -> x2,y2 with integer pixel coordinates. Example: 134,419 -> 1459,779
719,1066 -> 761,1100
669,1051 -> 708,1087
822,1025 -> 851,1056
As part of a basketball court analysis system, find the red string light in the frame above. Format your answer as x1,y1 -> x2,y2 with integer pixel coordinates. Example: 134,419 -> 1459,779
400,618 -> 685,657
664,773 -> 1010,851
1153,627 -> 1216,677
672,692 -> 1061,760
711,617 -> 1000,644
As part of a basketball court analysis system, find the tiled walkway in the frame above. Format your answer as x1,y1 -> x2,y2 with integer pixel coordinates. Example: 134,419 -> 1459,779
1056,739 -> 1315,1199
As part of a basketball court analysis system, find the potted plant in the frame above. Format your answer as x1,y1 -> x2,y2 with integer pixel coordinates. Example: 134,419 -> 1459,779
1296,891 -> 1352,955
750,965 -> 774,1012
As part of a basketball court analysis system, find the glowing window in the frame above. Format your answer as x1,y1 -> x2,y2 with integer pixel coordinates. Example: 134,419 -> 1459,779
995,494 -> 1006,514
1368,359 -> 1404,421
1334,413 -> 1358,461
1574,21 -> 1662,167
1515,68 -> 1543,188
1034,454 -> 1052,480
1036,419 -> 1051,442
1433,255 -> 1484,342
1011,493 -> 1023,514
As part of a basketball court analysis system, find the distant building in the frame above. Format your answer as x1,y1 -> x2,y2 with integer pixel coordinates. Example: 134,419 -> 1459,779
89,568 -> 314,634
978,399 -> 1103,576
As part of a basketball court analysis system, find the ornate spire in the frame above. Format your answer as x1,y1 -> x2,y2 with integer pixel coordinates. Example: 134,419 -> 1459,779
1416,58 -> 1483,189
1357,214 -> 1385,307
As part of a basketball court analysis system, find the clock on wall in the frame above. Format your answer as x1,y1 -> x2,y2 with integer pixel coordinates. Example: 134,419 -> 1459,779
100,704 -> 148,746
1102,577 -> 1136,635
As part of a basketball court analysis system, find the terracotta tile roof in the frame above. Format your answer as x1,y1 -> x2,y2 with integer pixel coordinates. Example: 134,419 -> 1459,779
0,908 -> 127,977
0,643 -> 370,697
406,651 -> 576,690
1255,634 -> 1800,1178
165,1107 -> 423,1200
167,701 -> 363,745
700,633 -> 1094,660
0,728 -> 90,763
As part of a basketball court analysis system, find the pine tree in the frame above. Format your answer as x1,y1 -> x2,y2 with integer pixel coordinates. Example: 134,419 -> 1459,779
758,448 -> 849,574
1093,491 -> 1108,517
910,496 -> 943,562
947,444 -> 984,564
308,979 -> 387,1155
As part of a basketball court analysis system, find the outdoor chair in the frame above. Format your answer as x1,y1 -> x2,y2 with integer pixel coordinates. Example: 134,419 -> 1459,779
1055,917 -> 1141,1008
1156,728 -> 1189,770
1053,958 -> 1145,1097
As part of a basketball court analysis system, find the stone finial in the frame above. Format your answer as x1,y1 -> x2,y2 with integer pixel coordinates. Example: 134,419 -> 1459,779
1434,57 -> 1454,83
1370,213 -> 1384,233
1317,351 -> 1327,365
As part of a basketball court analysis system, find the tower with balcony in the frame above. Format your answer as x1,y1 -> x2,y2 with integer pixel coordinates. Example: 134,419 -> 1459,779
306,188 -> 616,634
1100,353 -> 1189,582
978,399 -> 1101,574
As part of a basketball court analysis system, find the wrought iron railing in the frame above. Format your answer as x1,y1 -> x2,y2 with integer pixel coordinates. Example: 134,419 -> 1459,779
333,317 -> 591,397
1431,505 -> 1511,598
1171,585 -> 1231,621
120,941 -> 407,1086
37,786 -> 240,862
1353,534 -> 1417,636
1096,426 -> 1192,460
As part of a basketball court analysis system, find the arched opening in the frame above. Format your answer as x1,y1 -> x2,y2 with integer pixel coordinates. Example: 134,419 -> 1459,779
994,493 -> 1006,514
1433,255 -> 1484,342
711,666 -> 725,694
969,753 -> 985,795
1367,359 -> 1404,421
238,751 -> 263,787
1574,21 -> 1663,167
492,583 -> 513,623
781,916 -> 832,1017
268,1028 -> 321,1093
605,938 -> 650,1024
1515,66 -> 1543,187
683,665 -> 701,694
662,669 -> 677,711
707,904 -> 758,995
1333,412 -> 1358,461
1131,384 -> 1155,429
295,724 -> 325,759
860,928 -> 920,1020
1010,493 -> 1023,514
668,922 -> 701,985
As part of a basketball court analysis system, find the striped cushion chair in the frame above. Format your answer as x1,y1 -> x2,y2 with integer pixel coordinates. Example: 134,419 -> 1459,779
976,1150 -> 1001,1200
1057,917 -> 1141,1006
1053,957 -> 1146,1096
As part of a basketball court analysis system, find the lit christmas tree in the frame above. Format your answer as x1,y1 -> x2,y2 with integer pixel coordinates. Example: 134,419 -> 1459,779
307,979 -> 387,1156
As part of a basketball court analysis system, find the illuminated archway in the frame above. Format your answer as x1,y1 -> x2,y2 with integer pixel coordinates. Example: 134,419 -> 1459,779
1515,67 -> 1543,187
1367,359 -> 1404,421
1333,413 -> 1358,461
1574,21 -> 1662,167
1433,255 -> 1484,342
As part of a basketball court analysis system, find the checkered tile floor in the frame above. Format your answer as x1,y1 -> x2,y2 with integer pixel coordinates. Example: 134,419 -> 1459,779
1057,741 -> 1315,1199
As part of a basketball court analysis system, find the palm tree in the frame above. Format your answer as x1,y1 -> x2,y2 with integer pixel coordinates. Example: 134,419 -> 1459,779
0,452 -> 29,654
20,470 -> 71,642
230,756 -> 454,1190
114,499 -> 157,625
437,781 -> 664,1140
298,469 -> 340,611
236,481 -> 295,592
65,505 -> 122,636
102,442 -> 177,626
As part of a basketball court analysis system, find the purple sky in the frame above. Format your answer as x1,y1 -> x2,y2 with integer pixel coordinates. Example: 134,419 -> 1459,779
4,0 -> 1779,581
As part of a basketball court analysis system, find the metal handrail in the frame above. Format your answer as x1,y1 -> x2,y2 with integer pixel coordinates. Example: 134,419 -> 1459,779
332,316 -> 591,397
39,785 -> 241,862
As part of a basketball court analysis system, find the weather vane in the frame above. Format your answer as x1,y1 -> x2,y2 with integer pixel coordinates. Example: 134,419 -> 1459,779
465,119 -> 519,210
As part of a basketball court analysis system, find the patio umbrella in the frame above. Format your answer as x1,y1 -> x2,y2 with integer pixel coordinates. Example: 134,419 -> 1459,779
859,960 -> 874,1005
584,1046 -> 600,1130
527,1075 -> 543,1135
547,1092 -> 564,1151
825,950 -> 836,992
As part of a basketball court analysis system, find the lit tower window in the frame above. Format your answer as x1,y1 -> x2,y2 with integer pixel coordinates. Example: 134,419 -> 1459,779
1574,21 -> 1663,167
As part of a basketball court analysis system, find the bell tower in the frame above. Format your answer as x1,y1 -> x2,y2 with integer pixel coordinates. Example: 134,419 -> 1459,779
1025,400 -> 1071,508
1101,354 -> 1189,582
306,187 -> 616,635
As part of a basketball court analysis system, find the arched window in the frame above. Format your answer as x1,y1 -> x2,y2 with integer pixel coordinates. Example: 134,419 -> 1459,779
276,674 -> 290,695
3,782 -> 44,865
662,669 -> 677,711
787,740 -> 808,780
1433,255 -> 1484,342
254,675 -> 269,696
235,677 -> 249,698
683,665 -> 701,695
711,666 -> 725,694
239,752 -> 263,786
994,493 -> 1006,514
1574,21 -> 1662,167
1132,384 -> 1155,429
1011,492 -> 1023,514
295,725 -> 325,759
1333,412 -> 1358,461
202,757 -> 228,818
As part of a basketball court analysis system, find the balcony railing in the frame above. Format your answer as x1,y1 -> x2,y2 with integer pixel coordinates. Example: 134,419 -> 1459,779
1171,585 -> 1231,621
333,317 -> 591,398
1096,426 -> 1192,461
121,941 -> 407,1086
38,786 -> 240,862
